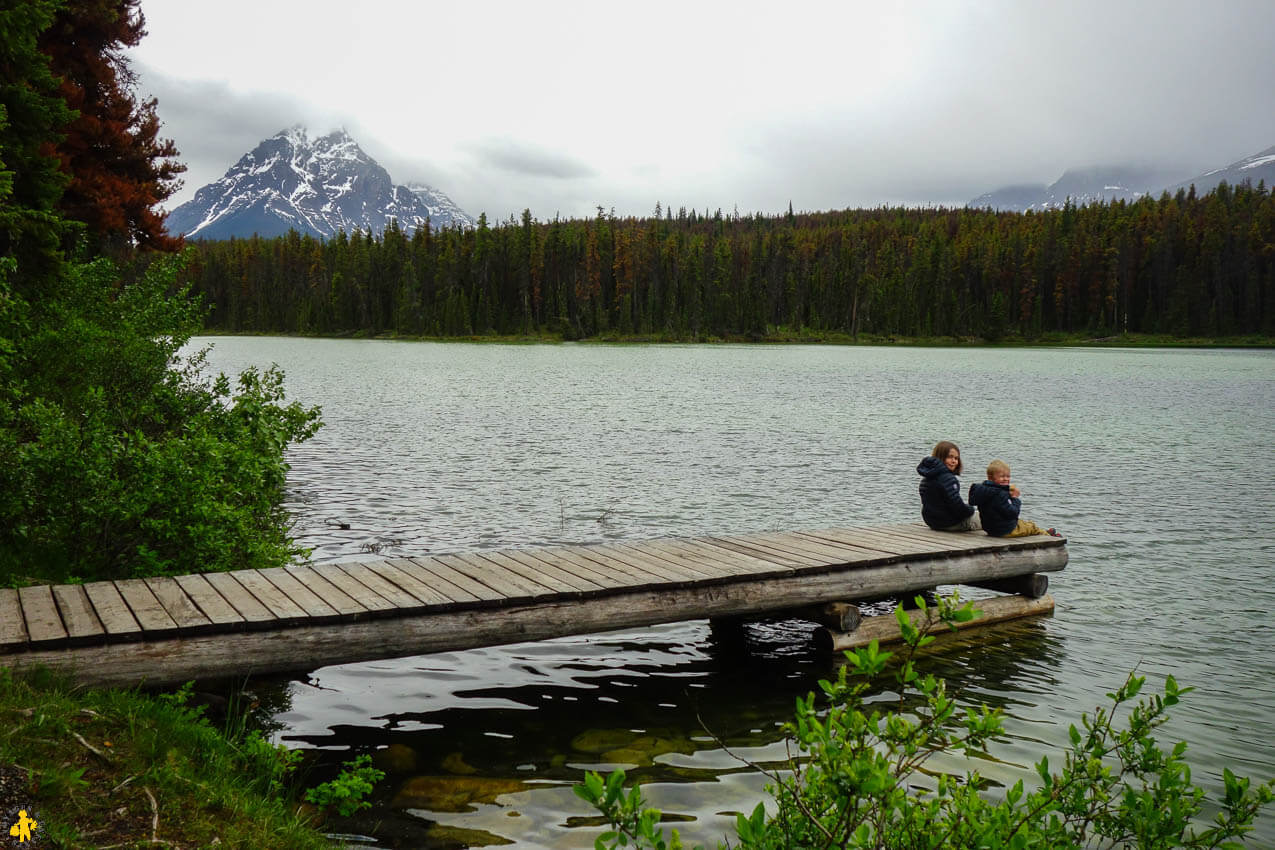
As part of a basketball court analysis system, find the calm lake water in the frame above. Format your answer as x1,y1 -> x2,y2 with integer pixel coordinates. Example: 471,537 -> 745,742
191,337 -> 1275,849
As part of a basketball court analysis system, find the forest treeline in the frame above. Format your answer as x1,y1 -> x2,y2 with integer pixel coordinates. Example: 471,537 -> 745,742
182,182 -> 1275,341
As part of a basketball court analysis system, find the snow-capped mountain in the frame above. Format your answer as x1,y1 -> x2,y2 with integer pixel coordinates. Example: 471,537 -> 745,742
1165,145 -> 1275,197
970,144 -> 1275,212
164,126 -> 474,240
969,165 -> 1187,212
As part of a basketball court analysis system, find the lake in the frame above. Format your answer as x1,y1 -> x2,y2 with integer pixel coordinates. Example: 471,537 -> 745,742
191,337 -> 1275,848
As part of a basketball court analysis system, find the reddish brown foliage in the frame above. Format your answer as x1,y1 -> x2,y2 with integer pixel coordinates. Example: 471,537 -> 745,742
38,0 -> 185,252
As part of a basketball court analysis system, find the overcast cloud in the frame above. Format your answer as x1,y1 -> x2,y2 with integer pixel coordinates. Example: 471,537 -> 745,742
129,0 -> 1275,221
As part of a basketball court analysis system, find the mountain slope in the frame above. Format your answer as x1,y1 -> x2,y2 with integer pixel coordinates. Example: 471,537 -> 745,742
164,126 -> 474,239
1167,145 -> 1275,196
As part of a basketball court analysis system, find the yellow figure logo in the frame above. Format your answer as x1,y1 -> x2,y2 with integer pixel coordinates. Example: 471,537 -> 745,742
8,810 -> 38,842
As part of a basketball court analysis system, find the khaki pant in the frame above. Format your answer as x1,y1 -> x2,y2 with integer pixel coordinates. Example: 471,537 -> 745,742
1005,519 -> 1050,537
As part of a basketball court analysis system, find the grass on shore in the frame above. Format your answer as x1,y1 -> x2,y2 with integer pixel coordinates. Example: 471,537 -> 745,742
0,667 -> 333,849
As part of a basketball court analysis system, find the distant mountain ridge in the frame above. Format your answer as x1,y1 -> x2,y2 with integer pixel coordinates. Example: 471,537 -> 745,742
969,144 -> 1275,212
164,126 -> 475,240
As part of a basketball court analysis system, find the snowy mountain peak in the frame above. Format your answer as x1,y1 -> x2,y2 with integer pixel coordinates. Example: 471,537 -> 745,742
165,126 -> 474,240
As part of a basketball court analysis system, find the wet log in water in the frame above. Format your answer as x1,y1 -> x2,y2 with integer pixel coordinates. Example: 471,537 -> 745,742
814,593 -> 1055,653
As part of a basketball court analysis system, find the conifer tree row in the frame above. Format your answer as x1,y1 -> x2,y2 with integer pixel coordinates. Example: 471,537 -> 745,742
181,183 -> 1275,340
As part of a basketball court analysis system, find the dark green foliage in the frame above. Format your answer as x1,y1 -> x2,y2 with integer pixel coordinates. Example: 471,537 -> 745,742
0,252 -> 322,583
577,597 -> 1275,849
181,187 -> 1275,341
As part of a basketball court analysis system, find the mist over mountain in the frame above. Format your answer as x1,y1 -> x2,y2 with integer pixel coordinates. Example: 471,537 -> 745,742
164,126 -> 474,240
968,144 -> 1274,212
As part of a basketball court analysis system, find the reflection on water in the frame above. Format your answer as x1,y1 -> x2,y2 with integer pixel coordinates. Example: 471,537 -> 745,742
190,339 -> 1275,848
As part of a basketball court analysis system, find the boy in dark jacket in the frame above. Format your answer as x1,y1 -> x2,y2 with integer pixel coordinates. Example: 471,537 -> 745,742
968,459 -> 1058,537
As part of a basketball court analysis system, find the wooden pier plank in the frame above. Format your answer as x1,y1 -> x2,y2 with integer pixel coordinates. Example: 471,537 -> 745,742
474,550 -> 598,594
649,538 -> 792,576
612,540 -> 732,579
19,585 -> 67,645
702,536 -> 823,567
428,552 -> 552,600
229,570 -> 310,621
51,585 -> 105,642
83,582 -> 143,637
870,523 -> 1010,551
361,560 -> 455,607
763,531 -> 890,564
259,568 -> 341,620
0,588 -> 29,648
531,545 -> 655,587
174,574 -> 245,626
310,563 -> 397,612
116,579 -> 180,634
576,541 -> 711,583
384,558 -> 482,605
557,543 -> 698,585
495,548 -> 627,591
400,556 -> 505,602
803,527 -> 938,556
285,566 -> 368,616
335,562 -> 433,610
203,572 -> 277,624
793,529 -> 901,558
144,577 -> 213,631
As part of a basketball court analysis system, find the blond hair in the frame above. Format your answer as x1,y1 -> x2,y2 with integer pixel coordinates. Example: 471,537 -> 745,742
986,459 -> 1010,478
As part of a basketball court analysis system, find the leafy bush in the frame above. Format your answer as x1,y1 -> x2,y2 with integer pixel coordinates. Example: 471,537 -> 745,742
0,251 -> 321,583
577,596 -> 1275,849
304,755 -> 385,817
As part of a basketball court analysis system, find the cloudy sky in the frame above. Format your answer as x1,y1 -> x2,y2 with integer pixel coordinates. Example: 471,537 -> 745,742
129,0 -> 1275,221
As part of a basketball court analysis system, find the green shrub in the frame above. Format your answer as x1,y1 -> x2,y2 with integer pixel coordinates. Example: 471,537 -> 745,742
577,596 -> 1275,849
0,251 -> 321,583
304,755 -> 385,817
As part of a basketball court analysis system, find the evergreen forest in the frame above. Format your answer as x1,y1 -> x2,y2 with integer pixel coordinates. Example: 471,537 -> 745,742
181,185 -> 1275,342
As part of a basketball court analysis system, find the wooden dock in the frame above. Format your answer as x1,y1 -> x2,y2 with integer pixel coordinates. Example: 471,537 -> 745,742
0,523 -> 1067,688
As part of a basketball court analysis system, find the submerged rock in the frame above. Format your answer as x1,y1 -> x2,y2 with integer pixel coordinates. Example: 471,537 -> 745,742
372,743 -> 418,774
391,775 -> 527,812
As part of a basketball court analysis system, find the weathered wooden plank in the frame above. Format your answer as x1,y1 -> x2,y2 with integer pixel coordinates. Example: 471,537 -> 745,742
495,548 -> 625,592
558,544 -> 696,584
610,540 -> 730,579
428,552 -> 548,600
816,594 -> 1056,652
453,551 -> 566,596
11,546 -> 1068,688
702,536 -> 822,567
203,572 -> 277,624
361,561 -> 455,607
384,558 -> 482,605
762,531 -> 888,564
226,571 -> 308,621
474,550 -> 598,594
578,541 -> 710,584
51,585 -> 105,642
310,563 -> 397,612
528,545 -> 651,587
19,585 -> 67,645
259,568 -> 340,620
803,527 -> 937,556
144,577 -> 213,631
401,556 -> 506,602
0,588 -> 29,649
867,524 -> 1006,552
335,562 -> 432,610
115,579 -> 180,634
284,566 -> 368,616
651,537 -> 788,576
174,574 -> 245,626
793,529 -> 901,558
83,582 -> 143,637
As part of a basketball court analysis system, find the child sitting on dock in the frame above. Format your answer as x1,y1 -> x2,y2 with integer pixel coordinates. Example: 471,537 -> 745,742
917,440 -> 980,532
968,459 -> 1060,538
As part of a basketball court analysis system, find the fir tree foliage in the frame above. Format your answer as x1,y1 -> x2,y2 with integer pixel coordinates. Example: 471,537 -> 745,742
182,187 -> 1275,341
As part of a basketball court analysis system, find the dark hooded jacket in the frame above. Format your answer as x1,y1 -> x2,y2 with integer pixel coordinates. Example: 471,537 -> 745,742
968,480 -> 1021,536
917,456 -> 975,530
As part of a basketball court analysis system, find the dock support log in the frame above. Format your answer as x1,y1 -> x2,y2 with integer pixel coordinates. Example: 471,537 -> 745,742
814,594 -> 1055,653
965,573 -> 1049,599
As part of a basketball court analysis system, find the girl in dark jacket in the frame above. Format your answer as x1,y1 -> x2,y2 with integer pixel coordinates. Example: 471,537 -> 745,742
917,440 -> 980,531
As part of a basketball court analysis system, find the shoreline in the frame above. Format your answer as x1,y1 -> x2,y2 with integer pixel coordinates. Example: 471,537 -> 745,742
191,329 -> 1275,349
